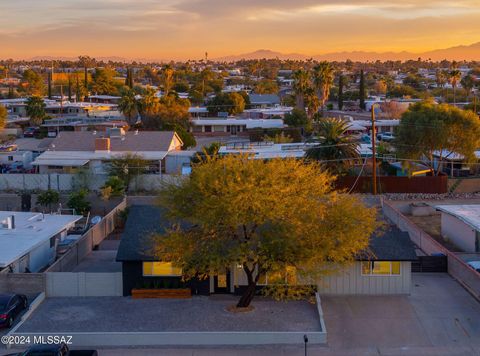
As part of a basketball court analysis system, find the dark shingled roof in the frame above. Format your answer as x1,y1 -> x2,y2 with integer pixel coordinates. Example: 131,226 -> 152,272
117,205 -> 417,262
357,227 -> 417,261
116,205 -> 171,262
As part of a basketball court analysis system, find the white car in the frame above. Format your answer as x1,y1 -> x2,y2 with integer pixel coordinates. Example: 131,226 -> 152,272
377,132 -> 395,142
467,261 -> 480,273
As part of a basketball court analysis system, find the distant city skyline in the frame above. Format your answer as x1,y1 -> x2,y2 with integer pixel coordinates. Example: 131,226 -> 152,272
1,0 -> 480,60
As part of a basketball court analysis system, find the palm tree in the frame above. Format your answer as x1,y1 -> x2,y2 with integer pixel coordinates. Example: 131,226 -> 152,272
435,70 -> 447,101
461,74 -> 475,101
312,61 -> 335,112
305,117 -> 359,173
138,87 -> 160,119
292,69 -> 310,111
449,69 -> 462,104
119,87 -> 139,125
78,56 -> 95,92
162,65 -> 175,96
25,95 -> 46,126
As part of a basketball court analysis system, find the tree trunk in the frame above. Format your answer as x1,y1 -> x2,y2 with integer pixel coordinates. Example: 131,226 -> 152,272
236,282 -> 256,308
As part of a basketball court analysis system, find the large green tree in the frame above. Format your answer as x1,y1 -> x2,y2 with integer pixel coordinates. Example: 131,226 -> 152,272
207,92 -> 245,115
155,155 -> 377,308
91,67 -> 118,95
25,95 -> 46,126
394,101 -> 480,175
21,69 -> 45,96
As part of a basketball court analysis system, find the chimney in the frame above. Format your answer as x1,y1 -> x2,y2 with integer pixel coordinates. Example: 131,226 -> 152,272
95,137 -> 110,151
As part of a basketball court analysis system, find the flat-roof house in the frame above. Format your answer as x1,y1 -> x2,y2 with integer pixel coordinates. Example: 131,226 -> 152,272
218,142 -> 373,160
116,205 -> 417,296
190,118 -> 284,137
0,212 -> 82,273
32,129 -> 188,175
436,205 -> 480,252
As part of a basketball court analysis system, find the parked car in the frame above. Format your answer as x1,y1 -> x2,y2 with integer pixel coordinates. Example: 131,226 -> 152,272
5,343 -> 97,356
376,132 -> 395,142
467,261 -> 480,273
0,293 -> 28,328
23,127 -> 39,138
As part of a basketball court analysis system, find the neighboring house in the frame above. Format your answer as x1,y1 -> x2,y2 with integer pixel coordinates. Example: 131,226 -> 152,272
116,205 -> 417,296
32,129 -> 188,175
242,106 -> 293,119
87,95 -> 121,104
0,211 -> 82,273
188,107 -> 209,118
432,150 -> 480,177
0,148 -> 33,172
190,118 -> 284,136
436,205 -> 480,252
218,142 -> 372,160
248,94 -> 281,109
42,117 -> 129,137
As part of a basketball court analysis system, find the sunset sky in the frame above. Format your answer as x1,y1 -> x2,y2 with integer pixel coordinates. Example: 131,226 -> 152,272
1,0 -> 480,60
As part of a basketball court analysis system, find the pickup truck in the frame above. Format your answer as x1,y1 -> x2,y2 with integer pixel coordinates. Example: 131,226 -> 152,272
6,343 -> 97,356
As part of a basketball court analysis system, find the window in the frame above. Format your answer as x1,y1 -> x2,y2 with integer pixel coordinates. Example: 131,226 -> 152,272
8,156 -> 13,161
143,262 -> 182,277
257,266 -> 297,285
361,261 -> 401,276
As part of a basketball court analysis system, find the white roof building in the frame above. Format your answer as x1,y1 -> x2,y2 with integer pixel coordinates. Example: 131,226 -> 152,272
0,212 -> 82,272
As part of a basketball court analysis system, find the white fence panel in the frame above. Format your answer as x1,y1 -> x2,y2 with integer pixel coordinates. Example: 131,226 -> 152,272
46,272 -> 122,297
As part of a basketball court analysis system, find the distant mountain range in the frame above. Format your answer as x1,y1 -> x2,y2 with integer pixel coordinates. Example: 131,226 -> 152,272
214,42 -> 480,62
24,42 -> 480,63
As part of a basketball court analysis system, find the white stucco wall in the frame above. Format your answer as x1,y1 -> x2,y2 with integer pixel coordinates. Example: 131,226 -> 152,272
441,213 -> 476,252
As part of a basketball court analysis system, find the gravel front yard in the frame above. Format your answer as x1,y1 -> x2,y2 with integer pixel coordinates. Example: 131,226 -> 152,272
18,296 -> 320,333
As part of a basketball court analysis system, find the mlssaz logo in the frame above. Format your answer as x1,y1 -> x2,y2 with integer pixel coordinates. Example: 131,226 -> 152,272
33,335 -> 73,345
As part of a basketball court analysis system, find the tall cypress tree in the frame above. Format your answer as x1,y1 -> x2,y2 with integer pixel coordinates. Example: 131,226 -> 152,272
84,66 -> 88,91
67,75 -> 72,101
76,74 -> 81,102
125,67 -> 130,87
359,70 -> 366,110
47,72 -> 52,99
338,74 -> 344,110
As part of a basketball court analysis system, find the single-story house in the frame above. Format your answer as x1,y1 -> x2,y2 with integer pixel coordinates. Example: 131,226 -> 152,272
190,118 -> 284,136
217,142 -> 372,160
32,129 -> 190,175
436,205 -> 480,252
248,94 -> 281,109
242,106 -> 293,120
116,205 -> 417,296
0,211 -> 82,272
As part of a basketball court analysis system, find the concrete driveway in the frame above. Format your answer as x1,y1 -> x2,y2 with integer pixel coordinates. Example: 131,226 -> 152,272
322,273 -> 480,352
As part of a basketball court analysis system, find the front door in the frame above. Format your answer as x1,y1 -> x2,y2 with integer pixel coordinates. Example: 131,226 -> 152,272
214,269 -> 231,293
231,125 -> 237,136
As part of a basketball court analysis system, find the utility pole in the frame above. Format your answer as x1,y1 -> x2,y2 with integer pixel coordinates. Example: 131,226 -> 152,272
371,104 -> 377,195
